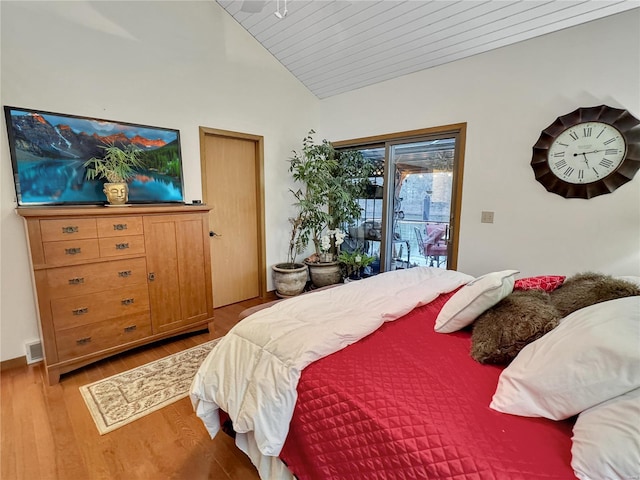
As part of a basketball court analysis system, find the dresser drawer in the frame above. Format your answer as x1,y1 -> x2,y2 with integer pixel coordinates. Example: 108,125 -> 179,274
43,239 -> 100,266
45,258 -> 148,299
97,216 -> 144,237
98,235 -> 146,257
40,218 -> 97,242
51,284 -> 150,330
56,313 -> 152,361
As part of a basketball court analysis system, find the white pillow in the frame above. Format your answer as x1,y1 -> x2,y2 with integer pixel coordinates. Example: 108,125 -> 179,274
491,296 -> 640,420
571,387 -> 640,480
434,270 -> 518,333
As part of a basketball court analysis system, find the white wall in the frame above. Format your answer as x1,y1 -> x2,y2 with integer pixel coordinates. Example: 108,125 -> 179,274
0,1 -> 319,362
319,10 -> 640,279
2,3 -> 639,362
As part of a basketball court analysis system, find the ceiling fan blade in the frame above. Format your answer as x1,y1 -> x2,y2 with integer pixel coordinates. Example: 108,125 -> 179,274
240,1 -> 267,13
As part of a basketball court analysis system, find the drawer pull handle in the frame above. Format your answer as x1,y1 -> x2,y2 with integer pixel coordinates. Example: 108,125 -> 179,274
118,270 -> 132,278
76,337 -> 92,345
115,243 -> 129,250
62,226 -> 79,234
124,325 -> 137,333
68,277 -> 85,285
113,224 -> 128,231
121,298 -> 135,306
65,247 -> 82,255
72,307 -> 88,315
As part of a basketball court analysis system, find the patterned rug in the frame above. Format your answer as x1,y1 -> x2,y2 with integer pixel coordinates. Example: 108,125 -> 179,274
80,338 -> 220,434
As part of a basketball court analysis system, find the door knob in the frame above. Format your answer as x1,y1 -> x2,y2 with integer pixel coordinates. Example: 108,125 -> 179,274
209,231 -> 222,237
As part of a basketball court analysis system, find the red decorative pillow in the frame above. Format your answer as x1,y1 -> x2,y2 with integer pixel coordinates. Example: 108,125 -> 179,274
514,275 -> 566,292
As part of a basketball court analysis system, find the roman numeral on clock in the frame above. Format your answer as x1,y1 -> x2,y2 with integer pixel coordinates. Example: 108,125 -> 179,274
554,159 -> 567,169
578,170 -> 584,180
564,166 -> 574,177
603,138 -> 616,145
583,127 -> 592,137
599,158 -> 614,168
605,148 -> 618,156
569,132 -> 579,141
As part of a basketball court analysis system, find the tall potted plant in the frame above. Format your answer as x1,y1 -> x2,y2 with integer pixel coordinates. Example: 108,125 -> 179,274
289,130 -> 374,286
84,142 -> 145,206
272,215 -> 308,297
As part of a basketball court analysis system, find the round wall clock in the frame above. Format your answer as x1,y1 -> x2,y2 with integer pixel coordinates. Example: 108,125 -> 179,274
531,105 -> 640,199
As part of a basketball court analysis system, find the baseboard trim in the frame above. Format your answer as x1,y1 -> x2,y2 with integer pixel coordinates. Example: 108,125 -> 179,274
1,356 -> 29,372
264,290 -> 279,301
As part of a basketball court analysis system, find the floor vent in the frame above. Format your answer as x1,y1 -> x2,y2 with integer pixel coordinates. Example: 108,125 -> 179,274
26,341 -> 43,364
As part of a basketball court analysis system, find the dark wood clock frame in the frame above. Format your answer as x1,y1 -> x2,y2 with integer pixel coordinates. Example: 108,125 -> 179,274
531,105 -> 640,199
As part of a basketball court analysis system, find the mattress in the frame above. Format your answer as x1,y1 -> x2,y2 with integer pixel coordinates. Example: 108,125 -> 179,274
279,291 -> 576,479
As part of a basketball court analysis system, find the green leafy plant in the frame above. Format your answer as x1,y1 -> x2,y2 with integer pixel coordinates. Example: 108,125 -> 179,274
84,143 -> 145,183
338,249 -> 376,278
289,130 -> 374,256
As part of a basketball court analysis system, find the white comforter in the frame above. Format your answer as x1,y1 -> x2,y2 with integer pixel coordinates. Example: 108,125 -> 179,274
190,267 -> 473,456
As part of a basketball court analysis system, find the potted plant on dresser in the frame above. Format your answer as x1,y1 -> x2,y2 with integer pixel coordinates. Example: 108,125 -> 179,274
84,142 -> 145,206
289,130 -> 374,287
272,215 -> 309,297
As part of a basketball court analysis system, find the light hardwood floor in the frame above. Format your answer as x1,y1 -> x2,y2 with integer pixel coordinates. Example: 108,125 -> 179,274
1,297 -> 274,480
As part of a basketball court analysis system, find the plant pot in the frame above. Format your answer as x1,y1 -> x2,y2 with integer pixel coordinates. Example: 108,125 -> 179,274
349,271 -> 363,281
345,272 -> 371,282
305,260 -> 342,288
103,182 -> 129,206
272,263 -> 308,298
319,252 -> 334,263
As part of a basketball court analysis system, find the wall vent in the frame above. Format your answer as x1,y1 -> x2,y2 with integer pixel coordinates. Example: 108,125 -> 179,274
25,341 -> 43,364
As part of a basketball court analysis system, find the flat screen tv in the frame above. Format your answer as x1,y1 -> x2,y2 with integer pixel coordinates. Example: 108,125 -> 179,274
4,106 -> 185,206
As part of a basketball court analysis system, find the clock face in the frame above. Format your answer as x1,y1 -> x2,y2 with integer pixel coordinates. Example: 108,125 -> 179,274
531,105 -> 640,199
548,122 -> 626,184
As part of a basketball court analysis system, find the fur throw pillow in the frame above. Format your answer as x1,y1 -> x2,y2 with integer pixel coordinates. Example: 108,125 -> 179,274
550,272 -> 640,318
471,290 -> 560,364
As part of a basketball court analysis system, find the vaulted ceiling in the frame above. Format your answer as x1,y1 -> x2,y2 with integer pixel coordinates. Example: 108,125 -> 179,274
216,0 -> 639,98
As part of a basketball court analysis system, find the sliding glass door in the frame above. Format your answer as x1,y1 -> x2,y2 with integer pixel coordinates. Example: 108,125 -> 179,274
335,124 -> 465,275
387,137 -> 456,271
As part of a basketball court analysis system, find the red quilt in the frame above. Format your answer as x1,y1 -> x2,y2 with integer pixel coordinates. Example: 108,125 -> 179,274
279,292 -> 576,479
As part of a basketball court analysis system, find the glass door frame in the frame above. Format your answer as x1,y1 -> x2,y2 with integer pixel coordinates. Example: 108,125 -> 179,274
333,123 -> 466,272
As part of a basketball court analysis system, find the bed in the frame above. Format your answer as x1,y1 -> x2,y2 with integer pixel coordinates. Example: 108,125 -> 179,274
190,267 -> 640,480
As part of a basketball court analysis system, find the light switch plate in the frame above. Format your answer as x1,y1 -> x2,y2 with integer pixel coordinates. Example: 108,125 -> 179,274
481,211 -> 494,223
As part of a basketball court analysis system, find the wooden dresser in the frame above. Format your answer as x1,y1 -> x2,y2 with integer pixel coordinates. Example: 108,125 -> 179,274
17,205 -> 215,385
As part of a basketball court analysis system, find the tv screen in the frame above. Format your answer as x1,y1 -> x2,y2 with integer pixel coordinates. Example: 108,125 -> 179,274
4,106 -> 185,206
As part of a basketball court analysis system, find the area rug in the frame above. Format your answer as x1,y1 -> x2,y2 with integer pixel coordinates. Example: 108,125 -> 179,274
80,338 -> 220,434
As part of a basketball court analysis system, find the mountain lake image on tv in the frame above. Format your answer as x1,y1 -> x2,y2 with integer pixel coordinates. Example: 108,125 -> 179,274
4,106 -> 185,206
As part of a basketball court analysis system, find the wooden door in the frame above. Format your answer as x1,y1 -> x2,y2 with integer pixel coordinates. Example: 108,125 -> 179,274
144,213 -> 213,333
200,128 -> 265,307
